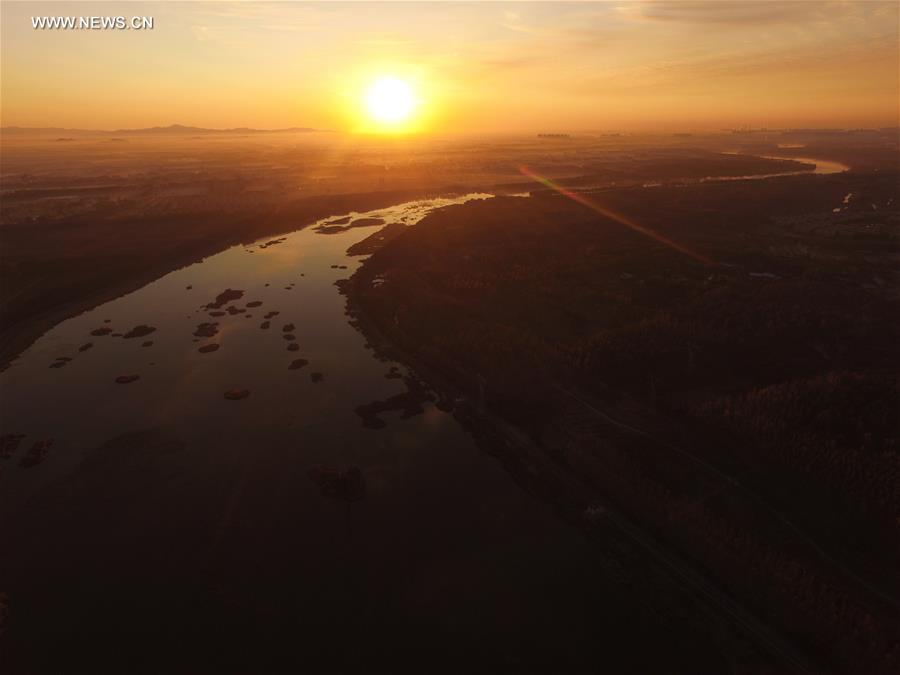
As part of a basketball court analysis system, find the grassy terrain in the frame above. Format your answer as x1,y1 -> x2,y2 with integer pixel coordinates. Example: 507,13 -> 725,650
0,132 -> 821,369
348,170 -> 900,673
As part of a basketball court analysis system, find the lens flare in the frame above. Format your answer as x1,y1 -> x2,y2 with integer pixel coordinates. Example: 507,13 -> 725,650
518,165 -> 714,266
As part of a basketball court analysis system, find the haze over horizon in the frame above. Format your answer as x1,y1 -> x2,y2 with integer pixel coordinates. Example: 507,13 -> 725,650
2,1 -> 898,134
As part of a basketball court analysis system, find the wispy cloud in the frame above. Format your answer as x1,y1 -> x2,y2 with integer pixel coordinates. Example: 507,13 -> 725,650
617,0 -> 878,26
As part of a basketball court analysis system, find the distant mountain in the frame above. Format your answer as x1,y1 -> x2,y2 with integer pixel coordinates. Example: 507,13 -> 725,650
1,124 -> 323,135
113,124 -> 320,135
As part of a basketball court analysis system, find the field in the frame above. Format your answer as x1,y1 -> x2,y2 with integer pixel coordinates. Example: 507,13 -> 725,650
1,127 -> 898,672
345,132 -> 900,673
0,129 -> 837,367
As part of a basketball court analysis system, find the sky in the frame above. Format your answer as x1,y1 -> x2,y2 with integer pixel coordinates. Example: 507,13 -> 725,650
1,1 -> 898,133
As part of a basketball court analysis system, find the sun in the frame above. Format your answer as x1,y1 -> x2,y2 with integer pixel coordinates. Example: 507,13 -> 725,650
365,76 -> 415,124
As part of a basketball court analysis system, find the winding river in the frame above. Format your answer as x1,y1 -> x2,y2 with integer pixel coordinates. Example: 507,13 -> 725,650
0,156 -> 846,669
1,192 -> 718,671
706,153 -> 849,181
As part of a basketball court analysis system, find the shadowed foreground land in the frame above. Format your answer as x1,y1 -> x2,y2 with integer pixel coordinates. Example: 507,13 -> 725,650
347,170 -> 900,673
1,130 -> 898,673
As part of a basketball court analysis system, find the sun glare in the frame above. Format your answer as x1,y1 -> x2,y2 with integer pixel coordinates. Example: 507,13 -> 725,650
365,77 -> 415,125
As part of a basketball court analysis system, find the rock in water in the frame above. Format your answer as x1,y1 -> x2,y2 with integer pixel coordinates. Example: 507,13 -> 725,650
308,465 -> 366,502
19,439 -> 53,468
206,289 -> 244,310
223,389 -> 250,401
123,324 -> 156,339
198,344 -> 220,354
115,374 -> 140,384
194,322 -> 219,338
288,359 -> 309,370
0,434 -> 26,460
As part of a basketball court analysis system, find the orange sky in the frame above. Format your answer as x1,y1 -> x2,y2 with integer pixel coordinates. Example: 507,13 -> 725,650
1,1 -> 898,132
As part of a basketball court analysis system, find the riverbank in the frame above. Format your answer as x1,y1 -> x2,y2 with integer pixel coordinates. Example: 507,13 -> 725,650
0,187 -> 475,370
344,171 -> 900,673
341,264 -> 822,671
2,134 -> 857,371
1,190 -> 763,675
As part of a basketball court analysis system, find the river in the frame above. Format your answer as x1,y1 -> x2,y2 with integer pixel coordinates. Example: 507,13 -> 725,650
1,158 -> 842,669
704,153 -> 849,181
0,192 -> 730,672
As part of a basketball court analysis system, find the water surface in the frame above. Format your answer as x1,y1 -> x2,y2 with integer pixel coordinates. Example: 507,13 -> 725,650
707,153 -> 849,181
0,192 -> 726,672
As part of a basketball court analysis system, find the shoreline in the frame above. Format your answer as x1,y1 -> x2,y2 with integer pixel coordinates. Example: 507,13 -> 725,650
339,259 -> 816,674
339,176 -> 899,673
0,185 -> 483,371
0,150 -> 862,372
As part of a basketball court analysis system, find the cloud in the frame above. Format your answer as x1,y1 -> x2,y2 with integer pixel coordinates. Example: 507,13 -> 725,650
188,1 -> 326,32
552,33 -> 898,99
479,56 -> 542,71
500,11 -> 537,34
617,0 -> 883,26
